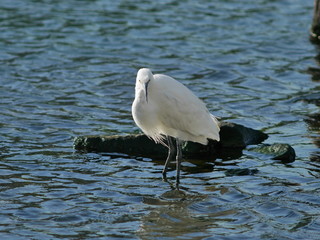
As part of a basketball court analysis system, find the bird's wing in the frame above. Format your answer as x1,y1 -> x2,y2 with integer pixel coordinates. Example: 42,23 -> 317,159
152,75 -> 219,141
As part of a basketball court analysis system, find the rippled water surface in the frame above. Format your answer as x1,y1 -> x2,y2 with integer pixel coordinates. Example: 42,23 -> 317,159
1,0 -> 320,239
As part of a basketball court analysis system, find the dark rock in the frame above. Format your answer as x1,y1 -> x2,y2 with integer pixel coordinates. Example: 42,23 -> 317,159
73,121 -> 268,160
249,143 -> 296,163
305,113 -> 320,130
219,122 -> 268,147
74,134 -> 167,158
181,140 -> 219,159
310,0 -> 320,43
306,67 -> 320,82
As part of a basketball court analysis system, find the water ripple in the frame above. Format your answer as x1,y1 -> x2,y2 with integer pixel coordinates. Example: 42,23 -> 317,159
0,0 -> 319,239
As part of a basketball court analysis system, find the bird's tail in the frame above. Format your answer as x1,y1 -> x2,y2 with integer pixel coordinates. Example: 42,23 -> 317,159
210,114 -> 220,141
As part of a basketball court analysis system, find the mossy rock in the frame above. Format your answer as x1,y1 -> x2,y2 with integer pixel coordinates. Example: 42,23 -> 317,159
74,121 -> 268,160
250,143 -> 296,163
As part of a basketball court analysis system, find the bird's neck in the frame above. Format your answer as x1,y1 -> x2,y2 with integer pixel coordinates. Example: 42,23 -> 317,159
135,88 -> 147,102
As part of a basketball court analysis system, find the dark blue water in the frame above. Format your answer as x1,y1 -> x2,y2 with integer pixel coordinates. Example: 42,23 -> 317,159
0,0 -> 319,239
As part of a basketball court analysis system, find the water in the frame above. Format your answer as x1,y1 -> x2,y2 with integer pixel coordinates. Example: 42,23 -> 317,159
0,0 -> 319,239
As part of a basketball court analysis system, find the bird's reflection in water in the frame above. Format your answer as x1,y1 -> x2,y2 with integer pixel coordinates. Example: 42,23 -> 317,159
138,188 -> 236,239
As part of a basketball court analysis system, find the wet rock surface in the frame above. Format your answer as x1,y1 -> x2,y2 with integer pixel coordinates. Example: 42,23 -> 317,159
249,143 -> 296,163
74,123 -> 296,163
74,122 -> 268,160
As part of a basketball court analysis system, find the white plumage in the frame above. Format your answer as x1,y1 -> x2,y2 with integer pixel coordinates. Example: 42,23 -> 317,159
132,68 -> 220,189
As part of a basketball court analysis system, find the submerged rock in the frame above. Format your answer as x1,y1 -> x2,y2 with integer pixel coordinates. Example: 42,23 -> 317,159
249,143 -> 296,163
74,122 -> 268,160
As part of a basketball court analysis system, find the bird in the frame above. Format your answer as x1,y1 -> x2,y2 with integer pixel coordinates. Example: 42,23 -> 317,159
132,68 -> 220,189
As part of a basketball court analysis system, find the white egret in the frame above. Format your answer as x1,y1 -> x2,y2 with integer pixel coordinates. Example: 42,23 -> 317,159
132,68 -> 220,189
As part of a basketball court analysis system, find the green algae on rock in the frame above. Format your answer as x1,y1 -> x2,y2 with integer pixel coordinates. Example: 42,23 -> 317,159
249,143 -> 296,163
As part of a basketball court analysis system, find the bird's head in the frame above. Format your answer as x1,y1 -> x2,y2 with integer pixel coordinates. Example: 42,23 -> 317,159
136,68 -> 153,102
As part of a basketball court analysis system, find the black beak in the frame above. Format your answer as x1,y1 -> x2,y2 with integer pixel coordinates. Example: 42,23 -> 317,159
145,81 -> 150,103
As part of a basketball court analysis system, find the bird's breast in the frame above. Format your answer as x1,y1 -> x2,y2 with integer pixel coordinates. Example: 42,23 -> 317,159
132,97 -> 154,129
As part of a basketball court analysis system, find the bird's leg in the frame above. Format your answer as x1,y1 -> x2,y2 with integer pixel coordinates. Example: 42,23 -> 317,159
175,139 -> 182,190
162,136 -> 176,181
